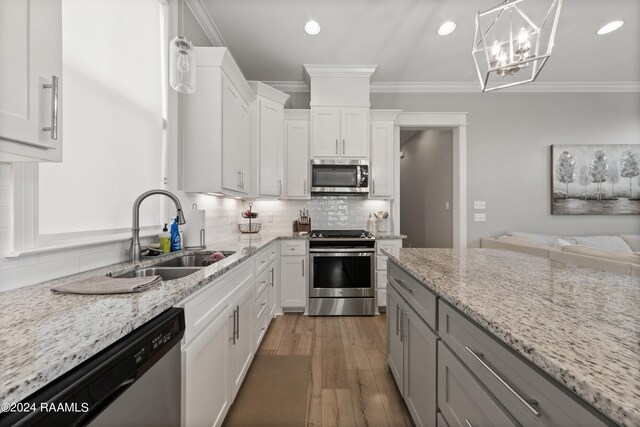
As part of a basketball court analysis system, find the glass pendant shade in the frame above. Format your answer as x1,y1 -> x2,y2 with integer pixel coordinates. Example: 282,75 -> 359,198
472,0 -> 563,92
170,35 -> 196,94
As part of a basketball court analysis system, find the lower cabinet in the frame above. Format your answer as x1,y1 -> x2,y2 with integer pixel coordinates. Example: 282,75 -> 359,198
280,240 -> 307,310
387,282 -> 438,427
182,306 -> 232,427
438,342 -> 518,427
229,283 -> 254,400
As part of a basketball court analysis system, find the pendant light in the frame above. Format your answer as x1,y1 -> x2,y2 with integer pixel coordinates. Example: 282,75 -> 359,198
170,2 -> 196,94
472,0 -> 563,92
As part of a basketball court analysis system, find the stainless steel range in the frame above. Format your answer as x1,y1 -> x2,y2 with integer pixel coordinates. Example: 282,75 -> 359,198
308,229 -> 376,316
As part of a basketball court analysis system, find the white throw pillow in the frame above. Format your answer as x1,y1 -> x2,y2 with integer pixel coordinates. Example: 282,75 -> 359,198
620,235 -> 640,252
572,235 -> 632,253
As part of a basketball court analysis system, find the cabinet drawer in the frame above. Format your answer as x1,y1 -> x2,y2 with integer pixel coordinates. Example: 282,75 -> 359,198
255,284 -> 269,322
254,264 -> 272,300
255,305 -> 270,349
376,239 -> 402,255
438,341 -> 518,427
439,301 -> 611,427
376,272 -> 387,289
180,262 -> 253,344
255,244 -> 277,274
280,240 -> 307,256
388,262 -> 437,331
376,255 -> 388,271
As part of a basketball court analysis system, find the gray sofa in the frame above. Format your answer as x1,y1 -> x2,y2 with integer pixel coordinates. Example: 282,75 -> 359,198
481,232 -> 640,277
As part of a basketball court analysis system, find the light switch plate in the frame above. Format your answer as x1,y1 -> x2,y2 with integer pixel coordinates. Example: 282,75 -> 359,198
474,201 -> 486,209
474,213 -> 486,222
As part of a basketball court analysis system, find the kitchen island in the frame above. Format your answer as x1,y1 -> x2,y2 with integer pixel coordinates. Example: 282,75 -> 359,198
383,248 -> 639,427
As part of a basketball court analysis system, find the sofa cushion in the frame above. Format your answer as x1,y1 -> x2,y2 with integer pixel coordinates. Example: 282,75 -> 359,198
572,235 -> 632,252
508,232 -> 565,247
497,235 -> 551,248
549,251 -> 632,276
621,235 -> 640,252
562,244 -> 640,265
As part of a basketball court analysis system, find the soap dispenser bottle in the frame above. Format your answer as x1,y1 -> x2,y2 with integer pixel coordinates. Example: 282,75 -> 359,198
170,218 -> 182,252
159,224 -> 171,253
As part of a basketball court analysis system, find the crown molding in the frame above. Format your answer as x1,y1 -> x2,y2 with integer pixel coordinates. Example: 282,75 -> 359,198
303,65 -> 378,78
262,80 -> 640,94
263,81 -> 310,93
247,81 -> 290,105
184,0 -> 227,47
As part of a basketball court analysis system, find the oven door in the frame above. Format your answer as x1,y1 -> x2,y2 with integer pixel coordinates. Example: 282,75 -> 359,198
309,250 -> 375,298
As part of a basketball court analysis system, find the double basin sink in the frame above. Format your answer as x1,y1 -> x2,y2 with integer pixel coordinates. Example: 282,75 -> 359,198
115,252 -> 236,281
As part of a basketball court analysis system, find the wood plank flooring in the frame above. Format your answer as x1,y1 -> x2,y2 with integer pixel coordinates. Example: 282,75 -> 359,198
255,313 -> 414,427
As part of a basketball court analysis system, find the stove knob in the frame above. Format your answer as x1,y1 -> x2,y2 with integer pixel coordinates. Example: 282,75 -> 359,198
311,233 -> 316,238
360,233 -> 366,238
318,233 -> 323,238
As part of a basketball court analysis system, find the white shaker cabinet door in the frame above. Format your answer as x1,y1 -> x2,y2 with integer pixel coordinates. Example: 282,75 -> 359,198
311,107 -> 340,158
258,98 -> 283,197
370,121 -> 394,197
284,120 -> 310,199
0,0 -> 62,160
229,283 -> 254,399
280,255 -> 306,308
341,107 -> 368,158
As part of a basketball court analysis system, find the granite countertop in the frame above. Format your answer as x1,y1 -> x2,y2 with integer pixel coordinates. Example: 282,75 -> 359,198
0,232 -> 303,405
373,232 -> 407,239
382,248 -> 640,427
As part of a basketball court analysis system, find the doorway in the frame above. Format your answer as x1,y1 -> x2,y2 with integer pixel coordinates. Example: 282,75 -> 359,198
400,129 -> 454,248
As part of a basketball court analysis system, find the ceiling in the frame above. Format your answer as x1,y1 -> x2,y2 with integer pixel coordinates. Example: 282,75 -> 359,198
196,0 -> 639,88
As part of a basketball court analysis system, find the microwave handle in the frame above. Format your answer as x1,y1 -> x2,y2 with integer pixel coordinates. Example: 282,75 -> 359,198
357,166 -> 362,188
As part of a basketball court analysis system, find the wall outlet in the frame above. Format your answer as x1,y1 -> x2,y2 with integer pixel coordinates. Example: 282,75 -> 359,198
474,213 -> 486,222
474,201 -> 486,209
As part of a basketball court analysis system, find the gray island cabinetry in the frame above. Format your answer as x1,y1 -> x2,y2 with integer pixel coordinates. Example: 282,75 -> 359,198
385,248 -> 638,427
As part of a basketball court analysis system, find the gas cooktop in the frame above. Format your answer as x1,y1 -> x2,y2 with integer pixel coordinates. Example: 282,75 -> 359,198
309,229 -> 374,239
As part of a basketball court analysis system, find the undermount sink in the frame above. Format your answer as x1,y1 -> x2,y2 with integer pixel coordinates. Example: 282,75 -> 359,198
154,252 -> 236,268
114,267 -> 202,281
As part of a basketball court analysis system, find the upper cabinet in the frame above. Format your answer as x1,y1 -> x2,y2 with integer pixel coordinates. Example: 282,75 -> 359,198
181,47 -> 255,195
248,81 -> 289,198
370,110 -> 401,198
311,107 -> 368,159
284,110 -> 311,199
0,0 -> 63,162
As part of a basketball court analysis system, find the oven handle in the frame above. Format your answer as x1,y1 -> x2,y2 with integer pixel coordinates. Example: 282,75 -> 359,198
309,248 -> 375,253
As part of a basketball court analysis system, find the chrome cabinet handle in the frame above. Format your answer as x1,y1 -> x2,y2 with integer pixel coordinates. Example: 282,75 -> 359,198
342,138 -> 345,155
241,170 -> 245,189
399,311 -> 405,342
302,259 -> 305,277
270,267 -> 274,287
235,305 -> 240,340
465,420 -> 473,427
372,180 -> 375,194
42,75 -> 59,140
465,346 -> 541,417
279,179 -> 282,196
237,170 -> 242,189
395,302 -> 400,336
335,139 -> 338,154
395,278 -> 413,294
230,309 -> 237,345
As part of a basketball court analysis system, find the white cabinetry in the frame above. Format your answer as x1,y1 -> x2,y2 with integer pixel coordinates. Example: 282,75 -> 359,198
181,47 -> 255,195
375,239 -> 402,308
229,283 -> 254,399
280,240 -> 307,309
311,107 -> 368,158
284,110 -> 311,199
248,82 -> 289,198
0,0 -> 62,162
370,110 -> 400,198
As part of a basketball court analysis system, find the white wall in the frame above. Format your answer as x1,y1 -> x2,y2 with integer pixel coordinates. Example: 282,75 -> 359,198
400,130 -> 453,248
0,164 -> 9,253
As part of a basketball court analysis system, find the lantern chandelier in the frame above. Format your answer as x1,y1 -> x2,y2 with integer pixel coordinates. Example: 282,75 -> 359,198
472,0 -> 563,92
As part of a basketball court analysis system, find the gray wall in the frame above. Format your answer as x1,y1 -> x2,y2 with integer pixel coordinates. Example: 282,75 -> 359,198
183,4 -> 214,47
401,130 -> 453,248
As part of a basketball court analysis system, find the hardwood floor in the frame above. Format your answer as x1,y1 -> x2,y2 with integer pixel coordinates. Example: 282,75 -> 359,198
255,313 -> 414,427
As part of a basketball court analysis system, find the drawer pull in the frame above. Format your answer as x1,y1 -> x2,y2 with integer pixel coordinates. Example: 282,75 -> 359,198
395,302 -> 400,335
465,346 -> 541,417
261,302 -> 267,307
395,278 -> 413,294
465,420 -> 473,427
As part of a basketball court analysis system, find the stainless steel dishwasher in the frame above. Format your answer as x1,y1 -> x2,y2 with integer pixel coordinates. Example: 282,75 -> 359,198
0,308 -> 185,427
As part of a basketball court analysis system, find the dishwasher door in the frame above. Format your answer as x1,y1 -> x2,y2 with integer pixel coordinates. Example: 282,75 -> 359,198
89,344 -> 181,427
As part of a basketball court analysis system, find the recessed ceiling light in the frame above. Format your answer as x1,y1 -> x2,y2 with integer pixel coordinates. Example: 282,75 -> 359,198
305,20 -> 321,35
597,20 -> 624,35
437,21 -> 457,36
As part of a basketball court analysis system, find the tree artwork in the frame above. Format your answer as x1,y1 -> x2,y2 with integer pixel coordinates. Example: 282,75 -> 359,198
578,165 -> 589,200
609,163 -> 620,197
620,149 -> 639,198
588,150 -> 608,200
552,144 -> 640,215
555,151 -> 576,196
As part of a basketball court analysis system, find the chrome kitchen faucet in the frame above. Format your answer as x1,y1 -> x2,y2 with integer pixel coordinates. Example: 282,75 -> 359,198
130,189 -> 186,262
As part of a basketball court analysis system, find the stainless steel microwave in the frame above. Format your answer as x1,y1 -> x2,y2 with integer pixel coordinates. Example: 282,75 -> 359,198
310,160 -> 369,194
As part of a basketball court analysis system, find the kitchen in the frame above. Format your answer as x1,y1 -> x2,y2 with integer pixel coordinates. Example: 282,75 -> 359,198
1,1 -> 639,427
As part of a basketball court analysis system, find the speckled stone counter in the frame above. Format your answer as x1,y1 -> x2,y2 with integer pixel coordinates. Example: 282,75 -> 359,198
382,248 -> 640,427
0,232 -> 305,406
373,232 -> 407,239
